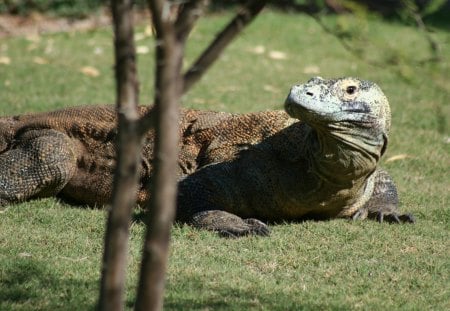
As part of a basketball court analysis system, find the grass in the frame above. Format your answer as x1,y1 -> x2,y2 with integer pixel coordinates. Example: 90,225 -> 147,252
1,10 -> 449,310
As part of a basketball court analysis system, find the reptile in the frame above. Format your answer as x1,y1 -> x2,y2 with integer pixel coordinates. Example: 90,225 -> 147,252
176,77 -> 415,236
0,77 -> 414,236
0,104 -> 291,206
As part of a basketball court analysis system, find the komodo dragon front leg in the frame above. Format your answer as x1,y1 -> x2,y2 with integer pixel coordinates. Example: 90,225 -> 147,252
0,129 -> 77,206
177,165 -> 272,238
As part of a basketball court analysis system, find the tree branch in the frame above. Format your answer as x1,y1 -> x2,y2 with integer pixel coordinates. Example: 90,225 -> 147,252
182,0 -> 267,93
175,0 -> 209,43
138,0 -> 208,135
401,0 -> 441,61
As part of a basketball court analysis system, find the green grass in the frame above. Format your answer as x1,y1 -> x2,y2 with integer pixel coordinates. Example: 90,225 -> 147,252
1,10 -> 449,310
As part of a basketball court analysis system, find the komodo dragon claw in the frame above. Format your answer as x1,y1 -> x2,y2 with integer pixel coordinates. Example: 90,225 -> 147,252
376,212 -> 416,224
218,220 -> 271,238
352,208 -> 415,224
190,210 -> 271,237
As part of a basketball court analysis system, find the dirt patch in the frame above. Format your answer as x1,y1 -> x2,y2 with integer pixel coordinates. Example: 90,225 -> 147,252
0,10 -> 150,38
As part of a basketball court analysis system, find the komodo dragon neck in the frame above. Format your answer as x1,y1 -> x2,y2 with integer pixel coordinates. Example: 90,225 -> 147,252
309,123 -> 382,189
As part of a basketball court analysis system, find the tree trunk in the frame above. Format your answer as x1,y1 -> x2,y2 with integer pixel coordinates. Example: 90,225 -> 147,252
98,0 -> 140,310
134,43 -> 182,310
134,1 -> 183,309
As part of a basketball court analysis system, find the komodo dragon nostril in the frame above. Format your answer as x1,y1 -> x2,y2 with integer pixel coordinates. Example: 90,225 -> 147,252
306,91 -> 314,96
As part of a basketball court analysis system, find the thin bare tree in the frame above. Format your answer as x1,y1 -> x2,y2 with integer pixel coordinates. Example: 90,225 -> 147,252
99,1 -> 267,310
136,2 -> 267,310
99,1 -> 141,310
134,1 -> 207,311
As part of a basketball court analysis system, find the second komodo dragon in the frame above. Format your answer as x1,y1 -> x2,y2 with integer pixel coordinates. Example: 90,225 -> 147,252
0,77 -> 414,236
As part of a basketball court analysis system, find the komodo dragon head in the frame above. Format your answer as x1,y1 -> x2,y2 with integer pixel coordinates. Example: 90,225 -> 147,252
285,77 -> 390,184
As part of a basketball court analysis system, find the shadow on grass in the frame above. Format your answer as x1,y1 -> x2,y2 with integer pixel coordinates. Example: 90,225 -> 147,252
132,208 -> 332,227
161,276 -> 349,311
1,258 -> 97,310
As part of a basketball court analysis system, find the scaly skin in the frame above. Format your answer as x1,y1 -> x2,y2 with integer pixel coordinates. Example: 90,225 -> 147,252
0,105 -> 292,206
177,77 -> 414,237
0,77 -> 414,236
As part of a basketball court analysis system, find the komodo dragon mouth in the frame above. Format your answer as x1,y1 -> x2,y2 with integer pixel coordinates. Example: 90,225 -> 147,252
285,76 -> 382,126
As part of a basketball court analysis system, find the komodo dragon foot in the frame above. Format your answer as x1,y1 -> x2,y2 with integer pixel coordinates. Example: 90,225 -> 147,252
190,210 -> 271,238
352,208 -> 416,224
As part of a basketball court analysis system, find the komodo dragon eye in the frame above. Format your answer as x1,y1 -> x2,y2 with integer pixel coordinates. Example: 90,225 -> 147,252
346,86 -> 357,95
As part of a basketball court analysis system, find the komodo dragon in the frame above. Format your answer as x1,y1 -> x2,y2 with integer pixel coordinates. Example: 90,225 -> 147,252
0,77 -> 414,236
0,105 -> 291,206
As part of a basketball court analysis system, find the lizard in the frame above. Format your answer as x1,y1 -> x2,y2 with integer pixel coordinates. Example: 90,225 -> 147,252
0,104 -> 292,206
176,77 -> 415,237
0,77 -> 414,236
